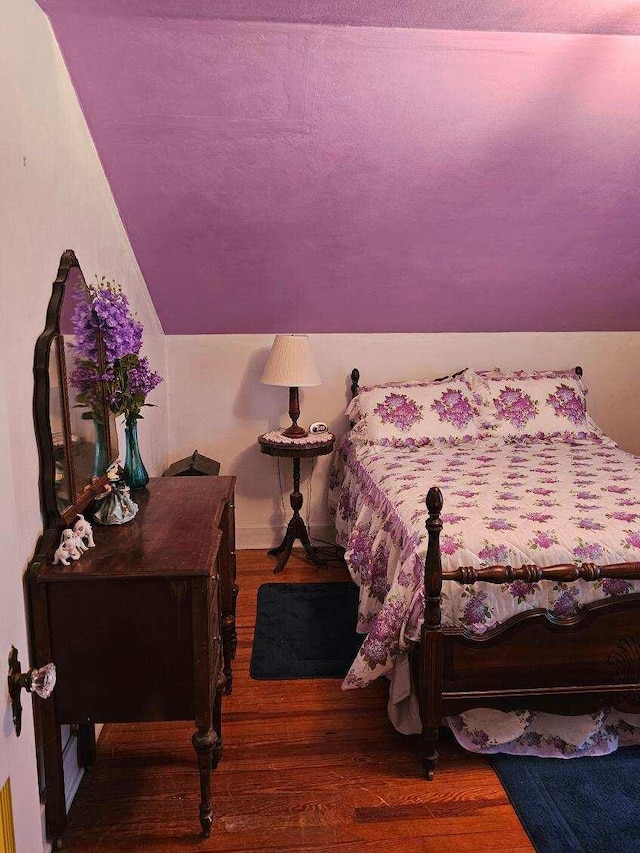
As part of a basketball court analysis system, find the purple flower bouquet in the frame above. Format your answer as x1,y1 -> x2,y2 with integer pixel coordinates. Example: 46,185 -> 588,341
69,276 -> 163,486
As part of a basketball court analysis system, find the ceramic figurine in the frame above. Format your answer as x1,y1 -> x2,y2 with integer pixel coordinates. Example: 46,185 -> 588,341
71,530 -> 88,554
52,540 -> 73,566
52,529 -> 82,566
73,514 -> 95,547
93,461 -> 138,526
60,528 -> 84,559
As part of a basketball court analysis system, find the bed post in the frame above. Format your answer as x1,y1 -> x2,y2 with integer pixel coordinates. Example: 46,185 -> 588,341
350,368 -> 360,398
349,369 -> 360,428
420,486 -> 444,780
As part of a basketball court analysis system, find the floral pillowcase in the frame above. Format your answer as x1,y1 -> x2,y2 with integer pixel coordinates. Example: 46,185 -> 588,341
464,369 -> 604,443
346,378 -> 481,448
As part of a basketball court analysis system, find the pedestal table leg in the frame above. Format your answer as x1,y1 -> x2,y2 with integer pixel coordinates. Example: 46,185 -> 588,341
268,457 -> 327,572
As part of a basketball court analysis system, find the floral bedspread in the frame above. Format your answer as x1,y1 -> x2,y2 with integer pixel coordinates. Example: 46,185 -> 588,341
329,435 -> 640,753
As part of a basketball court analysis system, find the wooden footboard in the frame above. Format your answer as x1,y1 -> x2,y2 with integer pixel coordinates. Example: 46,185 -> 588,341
419,487 -> 640,779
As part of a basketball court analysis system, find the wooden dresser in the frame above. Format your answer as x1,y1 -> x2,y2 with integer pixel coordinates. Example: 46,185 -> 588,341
28,476 -> 237,849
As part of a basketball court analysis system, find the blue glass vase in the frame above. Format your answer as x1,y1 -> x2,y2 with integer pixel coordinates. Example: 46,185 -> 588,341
123,417 -> 149,490
91,418 -> 109,478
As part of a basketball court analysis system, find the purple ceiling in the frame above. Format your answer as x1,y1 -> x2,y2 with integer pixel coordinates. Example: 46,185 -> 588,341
37,1 -> 640,35
39,2 -> 640,333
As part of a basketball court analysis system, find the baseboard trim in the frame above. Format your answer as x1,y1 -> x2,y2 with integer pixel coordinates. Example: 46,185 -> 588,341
62,733 -> 82,812
237,525 -> 335,550
63,723 -> 104,812
40,724 -> 104,850
40,803 -> 51,853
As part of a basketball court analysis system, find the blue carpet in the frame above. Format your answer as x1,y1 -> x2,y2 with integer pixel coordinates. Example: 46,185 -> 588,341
250,582 -> 363,679
491,747 -> 640,852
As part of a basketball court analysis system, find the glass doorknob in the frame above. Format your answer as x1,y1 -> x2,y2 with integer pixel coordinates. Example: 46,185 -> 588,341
7,646 -> 56,737
30,662 -> 57,699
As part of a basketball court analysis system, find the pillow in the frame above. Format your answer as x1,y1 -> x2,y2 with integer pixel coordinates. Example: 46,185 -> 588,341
464,370 -> 603,443
351,371 -> 465,424
346,378 -> 481,448
476,367 -> 580,381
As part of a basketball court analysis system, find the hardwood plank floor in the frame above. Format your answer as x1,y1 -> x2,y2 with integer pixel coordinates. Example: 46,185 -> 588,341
63,549 -> 532,852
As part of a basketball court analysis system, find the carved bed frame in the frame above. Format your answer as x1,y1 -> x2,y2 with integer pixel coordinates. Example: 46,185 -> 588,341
349,367 -> 640,778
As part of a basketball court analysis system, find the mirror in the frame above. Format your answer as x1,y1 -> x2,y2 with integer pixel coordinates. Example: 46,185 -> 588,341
34,251 -> 119,528
59,266 -> 118,502
48,339 -> 73,513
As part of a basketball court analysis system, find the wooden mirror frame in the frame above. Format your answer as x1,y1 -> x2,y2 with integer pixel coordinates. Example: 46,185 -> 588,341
33,249 -> 117,529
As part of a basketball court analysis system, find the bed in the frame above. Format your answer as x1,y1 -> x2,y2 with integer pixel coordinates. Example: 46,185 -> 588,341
329,366 -> 640,777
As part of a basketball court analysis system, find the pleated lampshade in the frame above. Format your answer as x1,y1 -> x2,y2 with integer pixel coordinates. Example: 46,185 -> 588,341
260,335 -> 321,388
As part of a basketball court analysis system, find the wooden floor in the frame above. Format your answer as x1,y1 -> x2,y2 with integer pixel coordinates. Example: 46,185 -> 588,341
64,549 -> 532,852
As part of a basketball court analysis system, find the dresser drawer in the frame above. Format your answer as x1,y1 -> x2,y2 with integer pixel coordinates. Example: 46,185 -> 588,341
48,575 -> 220,724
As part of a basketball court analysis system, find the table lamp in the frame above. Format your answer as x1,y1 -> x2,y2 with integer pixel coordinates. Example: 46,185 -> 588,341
260,334 -> 321,438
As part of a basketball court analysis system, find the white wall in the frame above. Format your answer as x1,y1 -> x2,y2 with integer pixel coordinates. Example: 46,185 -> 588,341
0,1 -> 168,848
167,332 -> 640,549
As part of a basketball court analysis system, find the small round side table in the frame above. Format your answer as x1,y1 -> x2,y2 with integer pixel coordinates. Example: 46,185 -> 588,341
258,432 -> 335,574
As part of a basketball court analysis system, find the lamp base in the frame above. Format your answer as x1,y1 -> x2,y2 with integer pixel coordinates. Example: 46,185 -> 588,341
282,423 -> 308,439
282,386 -> 308,438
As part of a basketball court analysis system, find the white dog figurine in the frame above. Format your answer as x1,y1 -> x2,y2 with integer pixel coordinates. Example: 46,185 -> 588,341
52,541 -> 73,566
72,531 -> 88,553
59,528 -> 83,561
73,514 -> 95,548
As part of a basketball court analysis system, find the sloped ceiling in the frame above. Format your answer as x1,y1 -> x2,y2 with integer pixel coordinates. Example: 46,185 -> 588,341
36,1 -> 640,34
38,1 -> 640,333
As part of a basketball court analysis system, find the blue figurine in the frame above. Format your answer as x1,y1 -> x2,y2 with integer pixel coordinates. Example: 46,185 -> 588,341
93,461 -> 138,525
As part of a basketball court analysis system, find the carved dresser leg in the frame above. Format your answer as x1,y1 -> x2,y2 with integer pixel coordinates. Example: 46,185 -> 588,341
192,726 -> 217,837
231,582 -> 239,660
212,676 -> 225,770
222,614 -> 234,695
77,721 -> 97,771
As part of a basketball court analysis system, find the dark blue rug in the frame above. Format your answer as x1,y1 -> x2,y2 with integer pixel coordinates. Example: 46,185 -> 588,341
250,582 -> 363,679
491,747 -> 640,852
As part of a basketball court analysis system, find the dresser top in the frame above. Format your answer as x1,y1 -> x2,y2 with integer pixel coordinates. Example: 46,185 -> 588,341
37,476 -> 235,582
